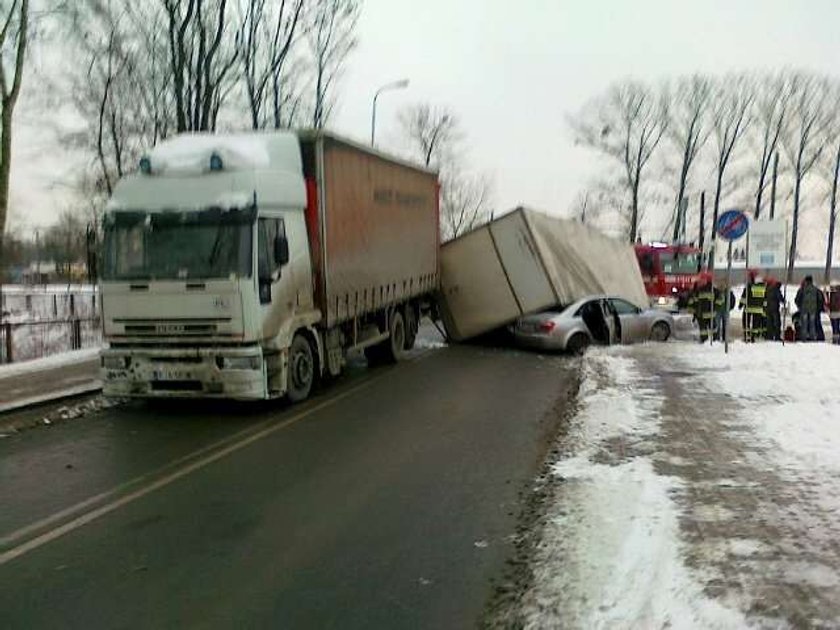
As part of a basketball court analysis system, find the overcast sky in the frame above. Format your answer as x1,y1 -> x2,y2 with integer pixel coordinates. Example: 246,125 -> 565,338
10,0 -> 840,250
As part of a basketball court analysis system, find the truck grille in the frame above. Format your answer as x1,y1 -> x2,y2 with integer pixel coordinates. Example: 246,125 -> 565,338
115,318 -> 230,336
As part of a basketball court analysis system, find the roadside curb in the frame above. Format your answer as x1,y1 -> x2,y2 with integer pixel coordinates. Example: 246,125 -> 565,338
0,382 -> 103,415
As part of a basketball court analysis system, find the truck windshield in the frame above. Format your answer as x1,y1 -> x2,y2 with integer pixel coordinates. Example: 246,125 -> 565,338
660,251 -> 699,274
102,207 -> 255,281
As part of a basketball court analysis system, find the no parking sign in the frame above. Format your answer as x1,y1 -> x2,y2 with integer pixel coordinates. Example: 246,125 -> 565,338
716,209 -> 749,353
716,209 -> 750,241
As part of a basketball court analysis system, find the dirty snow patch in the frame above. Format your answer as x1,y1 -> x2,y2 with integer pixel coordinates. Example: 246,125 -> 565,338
522,349 -> 746,629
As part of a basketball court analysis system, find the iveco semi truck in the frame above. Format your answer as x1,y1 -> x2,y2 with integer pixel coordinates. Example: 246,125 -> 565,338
99,131 -> 440,402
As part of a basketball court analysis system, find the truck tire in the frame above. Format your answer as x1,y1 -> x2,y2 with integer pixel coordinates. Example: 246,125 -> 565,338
404,305 -> 418,350
365,311 -> 408,366
287,334 -> 315,403
384,310 -> 407,363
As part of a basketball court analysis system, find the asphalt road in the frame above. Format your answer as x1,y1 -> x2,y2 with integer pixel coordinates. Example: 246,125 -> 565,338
0,339 -> 578,629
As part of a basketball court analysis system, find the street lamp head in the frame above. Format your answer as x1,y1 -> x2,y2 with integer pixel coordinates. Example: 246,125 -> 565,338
393,78 -> 409,89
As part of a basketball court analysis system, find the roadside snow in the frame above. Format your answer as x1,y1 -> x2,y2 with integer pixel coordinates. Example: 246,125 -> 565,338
0,347 -> 101,378
685,342 -> 840,492
522,351 -> 746,629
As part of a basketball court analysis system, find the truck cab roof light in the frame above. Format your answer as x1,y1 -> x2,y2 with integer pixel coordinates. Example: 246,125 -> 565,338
209,152 -> 224,172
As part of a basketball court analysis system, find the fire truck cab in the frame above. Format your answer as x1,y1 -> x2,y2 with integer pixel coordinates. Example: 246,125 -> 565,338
634,242 -> 701,311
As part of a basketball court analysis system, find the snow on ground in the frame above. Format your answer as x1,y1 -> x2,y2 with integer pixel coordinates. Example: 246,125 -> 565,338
686,342 -> 840,506
0,346 -> 101,378
521,339 -> 840,628
521,351 -> 746,629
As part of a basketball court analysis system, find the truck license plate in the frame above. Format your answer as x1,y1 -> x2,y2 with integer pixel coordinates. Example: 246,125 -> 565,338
152,369 -> 187,380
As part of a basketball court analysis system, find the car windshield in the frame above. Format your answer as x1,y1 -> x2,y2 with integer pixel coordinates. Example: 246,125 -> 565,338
659,251 -> 698,274
101,206 -> 255,281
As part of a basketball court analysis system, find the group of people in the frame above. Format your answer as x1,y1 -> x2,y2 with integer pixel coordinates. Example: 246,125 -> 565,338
687,271 -> 840,344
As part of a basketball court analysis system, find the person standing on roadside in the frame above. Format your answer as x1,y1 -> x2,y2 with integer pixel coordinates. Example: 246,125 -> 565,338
740,270 -> 766,342
764,278 -> 784,341
795,275 -> 824,341
688,272 -> 717,343
828,283 -> 840,345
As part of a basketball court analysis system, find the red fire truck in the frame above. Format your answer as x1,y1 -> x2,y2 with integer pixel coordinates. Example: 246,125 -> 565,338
634,243 -> 701,310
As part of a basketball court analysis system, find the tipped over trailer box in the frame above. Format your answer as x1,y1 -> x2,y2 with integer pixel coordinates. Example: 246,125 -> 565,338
438,207 -> 648,341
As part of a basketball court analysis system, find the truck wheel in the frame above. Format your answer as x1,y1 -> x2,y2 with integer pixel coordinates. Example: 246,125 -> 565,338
566,333 -> 591,355
383,310 -> 407,363
287,334 -> 315,403
404,305 -> 418,350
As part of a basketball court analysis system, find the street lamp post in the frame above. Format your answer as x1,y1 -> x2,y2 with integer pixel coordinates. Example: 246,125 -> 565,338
371,79 -> 409,146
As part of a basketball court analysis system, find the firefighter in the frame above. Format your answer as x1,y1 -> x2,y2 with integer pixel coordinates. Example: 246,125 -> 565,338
764,277 -> 784,341
739,270 -> 766,342
688,272 -> 717,343
829,283 -> 840,345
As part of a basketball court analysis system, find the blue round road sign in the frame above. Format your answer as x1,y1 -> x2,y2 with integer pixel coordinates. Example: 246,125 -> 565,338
716,209 -> 749,241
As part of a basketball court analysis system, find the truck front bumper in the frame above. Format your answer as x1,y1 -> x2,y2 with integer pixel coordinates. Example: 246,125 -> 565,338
101,345 -> 269,400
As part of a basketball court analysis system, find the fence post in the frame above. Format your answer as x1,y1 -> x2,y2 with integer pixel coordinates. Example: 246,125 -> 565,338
4,322 -> 11,364
70,293 -> 76,317
72,319 -> 82,350
53,294 -> 58,317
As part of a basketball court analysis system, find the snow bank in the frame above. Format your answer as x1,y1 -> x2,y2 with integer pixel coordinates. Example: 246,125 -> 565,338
522,350 -> 746,629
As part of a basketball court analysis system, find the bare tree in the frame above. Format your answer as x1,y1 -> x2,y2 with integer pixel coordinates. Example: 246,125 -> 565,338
237,0 -> 303,130
782,74 -> 831,282
824,137 -> 840,285
307,0 -> 359,129
0,0 -> 28,259
399,104 -> 458,167
569,81 -> 669,243
708,76 -> 753,266
668,75 -> 712,241
751,73 -> 790,219
163,0 -> 239,133
440,169 -> 491,241
400,101 -> 492,240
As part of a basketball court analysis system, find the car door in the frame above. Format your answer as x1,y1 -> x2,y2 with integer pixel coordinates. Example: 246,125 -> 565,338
609,298 -> 646,343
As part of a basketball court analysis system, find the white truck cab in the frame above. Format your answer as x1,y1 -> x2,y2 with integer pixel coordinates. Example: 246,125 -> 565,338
99,131 -> 440,401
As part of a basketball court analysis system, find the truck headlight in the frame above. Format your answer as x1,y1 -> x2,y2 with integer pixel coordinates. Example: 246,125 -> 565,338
215,355 -> 261,370
102,355 -> 130,369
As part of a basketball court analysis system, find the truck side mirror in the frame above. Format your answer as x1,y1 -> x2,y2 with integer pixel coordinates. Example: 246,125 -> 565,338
274,234 -> 290,267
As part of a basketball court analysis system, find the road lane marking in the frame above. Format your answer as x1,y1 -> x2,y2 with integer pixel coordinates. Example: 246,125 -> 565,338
0,350 -> 436,566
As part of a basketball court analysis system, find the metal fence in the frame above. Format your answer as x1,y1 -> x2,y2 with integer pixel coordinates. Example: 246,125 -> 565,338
0,285 -> 102,364
0,317 -> 102,364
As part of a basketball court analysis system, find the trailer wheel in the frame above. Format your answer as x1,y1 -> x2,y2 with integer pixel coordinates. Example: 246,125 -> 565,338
404,305 -> 418,350
287,334 -> 315,402
383,310 -> 407,363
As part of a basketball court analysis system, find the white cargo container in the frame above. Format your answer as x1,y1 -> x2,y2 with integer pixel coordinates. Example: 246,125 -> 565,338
438,207 -> 648,341
99,131 -> 439,401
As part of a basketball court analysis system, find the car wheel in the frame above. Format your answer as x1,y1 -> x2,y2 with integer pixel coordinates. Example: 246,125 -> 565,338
650,321 -> 671,342
567,333 -> 591,355
287,334 -> 315,403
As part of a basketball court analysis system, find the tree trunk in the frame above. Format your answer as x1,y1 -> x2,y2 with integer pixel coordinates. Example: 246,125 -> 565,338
770,152 -> 779,220
825,144 -> 840,286
788,172 -> 802,284
755,168 -> 765,220
709,170 -> 723,271
629,183 -> 640,243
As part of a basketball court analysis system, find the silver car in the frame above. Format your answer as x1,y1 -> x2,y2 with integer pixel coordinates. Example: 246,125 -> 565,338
511,295 -> 673,353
